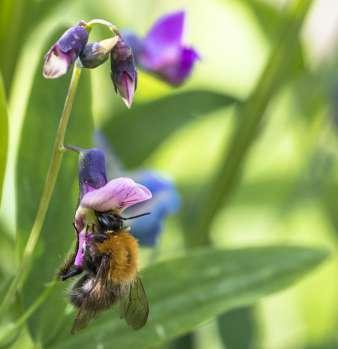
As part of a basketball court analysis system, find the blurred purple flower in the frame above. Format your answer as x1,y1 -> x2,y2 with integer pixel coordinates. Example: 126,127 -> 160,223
43,24 -> 88,79
123,11 -> 199,86
110,38 -> 137,108
125,171 -> 181,246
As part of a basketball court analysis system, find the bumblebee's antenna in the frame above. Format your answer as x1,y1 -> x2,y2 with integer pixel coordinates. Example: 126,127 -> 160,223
121,212 -> 151,220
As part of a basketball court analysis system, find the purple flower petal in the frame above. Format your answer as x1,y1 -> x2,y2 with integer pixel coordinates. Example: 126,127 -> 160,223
80,177 -> 152,212
156,46 -> 199,85
145,11 -> 185,51
43,45 -> 74,79
127,10 -> 199,86
116,71 -> 136,108
140,11 -> 185,70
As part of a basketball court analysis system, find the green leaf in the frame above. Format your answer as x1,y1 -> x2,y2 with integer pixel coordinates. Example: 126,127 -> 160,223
0,0 -> 80,90
49,246 -> 327,349
218,306 -> 256,349
237,0 -> 286,41
0,74 -> 8,203
101,90 -> 239,168
15,36 -> 94,343
237,0 -> 305,66
191,0 -> 313,246
0,220 -> 14,281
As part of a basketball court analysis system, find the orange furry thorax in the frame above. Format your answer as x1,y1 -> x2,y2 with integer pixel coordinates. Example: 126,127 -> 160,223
96,230 -> 138,284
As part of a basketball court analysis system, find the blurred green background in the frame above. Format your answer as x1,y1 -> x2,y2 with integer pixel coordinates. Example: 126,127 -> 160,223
1,0 -> 338,348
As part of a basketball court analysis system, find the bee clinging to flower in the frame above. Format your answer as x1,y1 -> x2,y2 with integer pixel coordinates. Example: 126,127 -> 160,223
59,148 -> 152,333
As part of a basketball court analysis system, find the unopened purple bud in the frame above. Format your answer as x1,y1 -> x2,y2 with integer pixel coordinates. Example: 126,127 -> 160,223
110,38 -> 137,108
78,148 -> 108,199
43,24 -> 88,79
79,37 -> 118,69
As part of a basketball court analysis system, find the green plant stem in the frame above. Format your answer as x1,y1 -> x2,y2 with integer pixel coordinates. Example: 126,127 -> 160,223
86,19 -> 119,34
191,0 -> 313,247
0,65 -> 82,318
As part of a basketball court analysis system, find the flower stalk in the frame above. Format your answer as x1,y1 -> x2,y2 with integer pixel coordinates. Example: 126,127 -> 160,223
86,19 -> 119,35
0,65 -> 82,317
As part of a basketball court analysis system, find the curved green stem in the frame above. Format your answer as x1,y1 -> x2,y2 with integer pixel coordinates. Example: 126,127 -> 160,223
0,65 -> 82,318
86,19 -> 119,35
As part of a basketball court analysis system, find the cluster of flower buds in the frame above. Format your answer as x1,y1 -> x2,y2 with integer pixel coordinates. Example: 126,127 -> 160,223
43,21 -> 137,108
43,11 -> 199,109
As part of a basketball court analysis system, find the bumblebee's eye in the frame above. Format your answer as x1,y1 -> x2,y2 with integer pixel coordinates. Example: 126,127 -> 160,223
95,211 -> 124,232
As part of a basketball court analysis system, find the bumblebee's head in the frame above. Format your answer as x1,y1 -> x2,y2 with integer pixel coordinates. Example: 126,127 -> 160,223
95,211 -> 151,232
96,211 -> 124,231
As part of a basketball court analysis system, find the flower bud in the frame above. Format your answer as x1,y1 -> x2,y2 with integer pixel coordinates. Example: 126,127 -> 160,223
43,24 -> 88,79
78,148 -> 108,199
110,38 -> 137,108
79,37 -> 119,69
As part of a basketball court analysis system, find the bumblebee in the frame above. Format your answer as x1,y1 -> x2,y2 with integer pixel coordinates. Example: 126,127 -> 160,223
59,211 -> 149,333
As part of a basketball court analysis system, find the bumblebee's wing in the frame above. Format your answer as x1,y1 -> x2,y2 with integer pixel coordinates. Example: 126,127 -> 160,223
119,276 -> 149,330
71,255 -> 112,334
71,302 -> 96,334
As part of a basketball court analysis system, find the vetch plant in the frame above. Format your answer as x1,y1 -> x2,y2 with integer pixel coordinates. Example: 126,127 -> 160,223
0,13 -> 195,336
0,2 -> 332,349
0,17 -> 137,324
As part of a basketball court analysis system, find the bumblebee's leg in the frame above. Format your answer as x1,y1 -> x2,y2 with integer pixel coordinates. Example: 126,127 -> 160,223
59,265 -> 83,281
57,223 -> 81,281
69,273 -> 93,308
